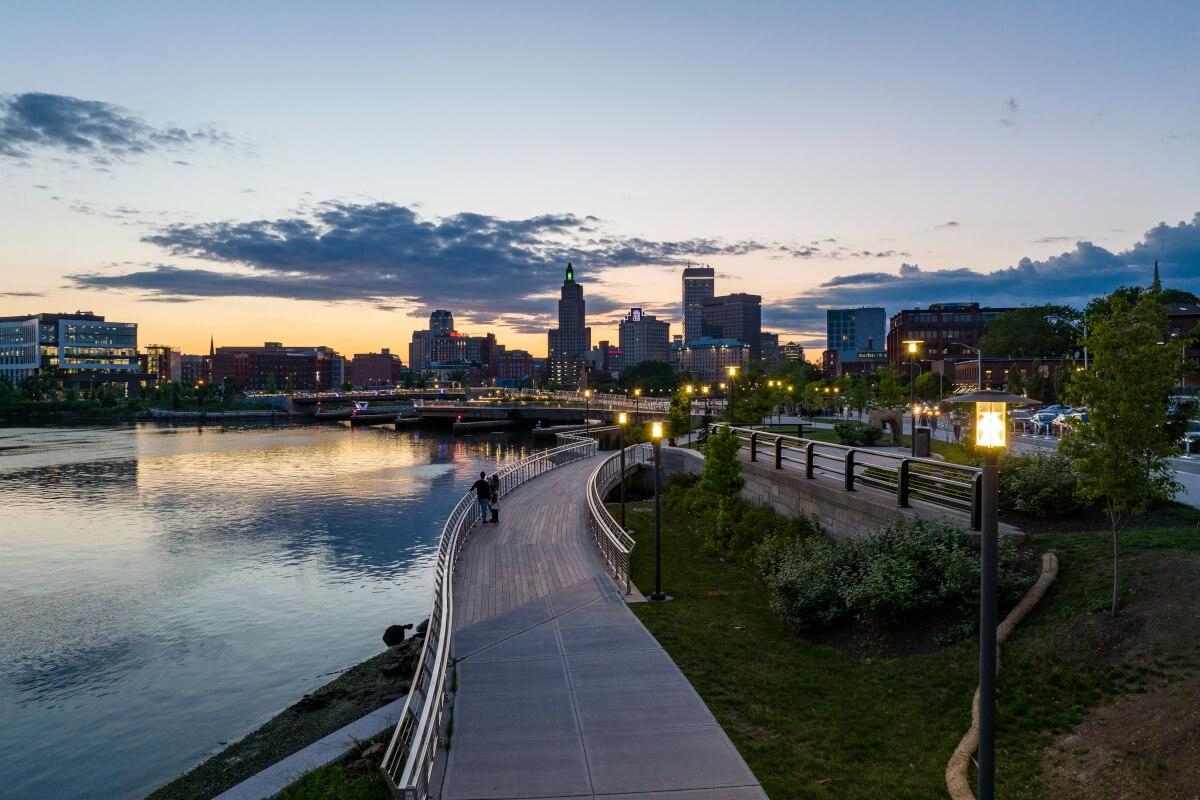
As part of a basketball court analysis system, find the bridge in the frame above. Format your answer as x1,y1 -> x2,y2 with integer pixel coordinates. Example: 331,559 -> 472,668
380,431 -> 766,800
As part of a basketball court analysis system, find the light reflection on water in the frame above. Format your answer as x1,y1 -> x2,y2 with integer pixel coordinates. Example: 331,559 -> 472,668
0,422 -> 536,799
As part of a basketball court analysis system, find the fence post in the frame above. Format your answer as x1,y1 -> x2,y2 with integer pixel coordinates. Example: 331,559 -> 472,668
844,449 -> 855,491
971,471 -> 983,531
898,458 -> 911,507
775,436 -> 783,469
750,432 -> 758,462
805,441 -> 815,479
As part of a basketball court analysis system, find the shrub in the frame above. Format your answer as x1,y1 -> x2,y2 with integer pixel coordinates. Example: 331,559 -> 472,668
998,451 -> 1088,517
756,519 -> 1031,630
833,421 -> 885,446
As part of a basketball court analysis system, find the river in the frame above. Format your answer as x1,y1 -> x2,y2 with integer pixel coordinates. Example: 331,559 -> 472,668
0,422 -> 537,799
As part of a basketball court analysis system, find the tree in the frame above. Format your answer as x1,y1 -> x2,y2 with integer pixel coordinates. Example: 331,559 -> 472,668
700,426 -> 745,498
283,375 -> 295,395
1053,355 -> 1074,404
1005,364 -> 1024,395
618,360 -> 677,393
914,371 -> 942,401
1060,294 -> 1182,615
979,304 -> 1082,358
1025,359 -> 1046,403
667,387 -> 692,437
1086,284 -> 1199,320
874,367 -> 906,409
265,373 -> 278,394
842,373 -> 870,418
341,380 -> 353,391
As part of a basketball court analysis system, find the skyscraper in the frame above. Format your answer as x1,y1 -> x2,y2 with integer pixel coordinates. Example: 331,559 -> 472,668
701,293 -> 762,358
429,309 -> 455,336
682,265 -> 715,343
618,307 -> 670,369
826,307 -> 886,365
547,263 -> 591,386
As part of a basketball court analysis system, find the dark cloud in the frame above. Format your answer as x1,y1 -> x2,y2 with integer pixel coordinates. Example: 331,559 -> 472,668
1031,235 -> 1082,244
998,96 -> 1019,126
67,202 -> 786,320
936,221 -> 960,229
0,92 -> 231,164
765,213 -> 1200,332
0,290 -> 43,297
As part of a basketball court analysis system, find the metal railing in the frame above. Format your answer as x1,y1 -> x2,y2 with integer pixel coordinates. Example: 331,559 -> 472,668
380,436 -> 599,799
584,443 -> 653,593
544,390 -> 671,413
718,424 -> 983,530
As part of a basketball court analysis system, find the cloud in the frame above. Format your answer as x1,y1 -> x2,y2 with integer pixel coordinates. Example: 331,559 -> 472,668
998,96 -> 1019,127
67,202 -> 789,321
936,221 -> 960,229
766,213 -> 1200,332
1031,235 -> 1083,244
0,92 -> 231,164
0,290 -> 43,297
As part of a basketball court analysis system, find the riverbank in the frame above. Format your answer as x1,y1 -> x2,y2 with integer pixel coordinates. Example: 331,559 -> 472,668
0,401 -> 294,426
149,632 -> 422,800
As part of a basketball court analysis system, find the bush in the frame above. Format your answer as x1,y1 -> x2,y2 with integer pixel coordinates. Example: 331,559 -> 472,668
998,451 -> 1088,517
832,421 -> 885,446
756,519 -> 1031,630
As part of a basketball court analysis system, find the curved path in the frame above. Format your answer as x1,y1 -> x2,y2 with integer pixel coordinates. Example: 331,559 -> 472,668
444,455 -> 765,800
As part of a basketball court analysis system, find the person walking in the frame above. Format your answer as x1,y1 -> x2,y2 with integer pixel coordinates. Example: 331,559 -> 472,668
471,471 -> 492,523
488,473 -> 501,523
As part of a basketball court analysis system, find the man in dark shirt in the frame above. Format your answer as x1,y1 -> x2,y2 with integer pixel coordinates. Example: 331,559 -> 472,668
471,471 -> 492,523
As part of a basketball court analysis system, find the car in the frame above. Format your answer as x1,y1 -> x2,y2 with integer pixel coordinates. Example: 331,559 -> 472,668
1183,420 -> 1200,454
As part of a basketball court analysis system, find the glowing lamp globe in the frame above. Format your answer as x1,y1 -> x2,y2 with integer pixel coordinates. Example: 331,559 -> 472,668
952,389 -> 1039,450
651,421 -> 664,439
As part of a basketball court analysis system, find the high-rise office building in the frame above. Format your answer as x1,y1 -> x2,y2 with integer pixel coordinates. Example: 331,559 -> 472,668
886,302 -> 1013,369
682,265 -> 715,343
618,307 -> 671,369
759,332 -> 781,368
429,310 -> 455,337
827,308 -> 886,365
142,344 -> 182,384
780,342 -> 806,362
701,293 -> 762,358
0,311 -> 138,388
547,263 -> 591,386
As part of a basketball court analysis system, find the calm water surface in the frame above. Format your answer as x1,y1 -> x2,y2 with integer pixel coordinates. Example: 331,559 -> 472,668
0,422 -> 537,799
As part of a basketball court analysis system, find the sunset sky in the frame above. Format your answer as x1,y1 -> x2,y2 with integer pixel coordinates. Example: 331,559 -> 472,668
2,1 -> 1199,359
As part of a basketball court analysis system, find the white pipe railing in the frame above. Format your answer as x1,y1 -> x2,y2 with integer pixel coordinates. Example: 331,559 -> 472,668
380,436 -> 598,799
585,444 -> 651,593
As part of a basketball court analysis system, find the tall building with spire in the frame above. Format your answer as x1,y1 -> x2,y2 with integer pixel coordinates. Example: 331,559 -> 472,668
547,263 -> 591,386
682,265 -> 715,343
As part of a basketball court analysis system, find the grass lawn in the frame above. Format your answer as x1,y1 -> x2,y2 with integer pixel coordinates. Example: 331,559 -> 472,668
623,499 -> 1200,799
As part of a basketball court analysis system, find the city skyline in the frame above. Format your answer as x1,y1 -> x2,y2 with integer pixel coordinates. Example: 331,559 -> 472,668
3,2 -> 1200,358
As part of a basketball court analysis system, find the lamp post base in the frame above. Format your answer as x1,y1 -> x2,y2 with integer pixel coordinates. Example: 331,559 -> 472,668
648,592 -> 673,602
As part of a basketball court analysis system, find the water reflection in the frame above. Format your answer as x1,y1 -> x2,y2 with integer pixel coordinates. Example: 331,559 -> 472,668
0,423 -> 534,799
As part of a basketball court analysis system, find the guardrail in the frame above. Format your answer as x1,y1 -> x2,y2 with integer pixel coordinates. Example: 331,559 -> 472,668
584,443 -> 653,593
544,390 -> 671,413
380,436 -> 599,800
718,424 -> 983,530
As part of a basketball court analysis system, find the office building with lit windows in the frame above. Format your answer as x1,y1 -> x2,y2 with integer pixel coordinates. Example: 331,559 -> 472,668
886,302 -> 1013,369
0,311 -> 138,387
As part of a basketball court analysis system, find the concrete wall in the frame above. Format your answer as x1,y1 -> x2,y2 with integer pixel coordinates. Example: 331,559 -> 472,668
652,445 -> 1019,541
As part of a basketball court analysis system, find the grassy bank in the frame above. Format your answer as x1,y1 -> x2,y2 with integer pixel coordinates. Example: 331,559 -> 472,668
624,498 -> 1200,799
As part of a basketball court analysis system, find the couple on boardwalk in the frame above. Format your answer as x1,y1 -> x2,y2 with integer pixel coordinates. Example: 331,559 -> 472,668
471,471 -> 501,524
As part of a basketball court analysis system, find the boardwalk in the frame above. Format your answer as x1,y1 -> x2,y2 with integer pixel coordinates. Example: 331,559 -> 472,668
445,456 -> 766,800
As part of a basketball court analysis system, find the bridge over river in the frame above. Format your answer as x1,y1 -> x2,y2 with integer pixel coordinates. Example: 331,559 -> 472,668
381,434 -> 766,800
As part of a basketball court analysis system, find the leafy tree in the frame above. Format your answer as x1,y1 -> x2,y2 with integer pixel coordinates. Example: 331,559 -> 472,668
1005,364 -> 1024,395
283,375 -> 295,395
1086,284 -> 1199,320
1053,355 -> 1074,404
1025,359 -> 1046,403
842,374 -> 871,418
667,387 -> 693,437
874,367 -> 906,409
265,373 -> 278,394
700,426 -> 745,499
979,304 -> 1082,358
1060,294 -> 1182,615
341,380 -> 353,391
914,371 -> 942,401
618,360 -> 678,393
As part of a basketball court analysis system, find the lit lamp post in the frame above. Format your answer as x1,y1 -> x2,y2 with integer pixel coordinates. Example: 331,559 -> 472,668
726,365 -> 739,421
684,384 -> 694,440
952,389 -> 1038,800
633,387 -> 642,424
903,340 -> 922,454
617,411 -> 629,529
584,388 -> 592,431
649,420 -> 670,602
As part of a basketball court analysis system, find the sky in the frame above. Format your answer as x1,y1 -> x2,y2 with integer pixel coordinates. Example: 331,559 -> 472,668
2,1 -> 1199,359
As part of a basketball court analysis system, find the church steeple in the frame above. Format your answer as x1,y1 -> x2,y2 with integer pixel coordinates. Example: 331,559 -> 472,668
1151,260 -> 1162,292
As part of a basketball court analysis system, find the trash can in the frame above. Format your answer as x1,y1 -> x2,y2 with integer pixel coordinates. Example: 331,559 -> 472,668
914,426 -> 932,458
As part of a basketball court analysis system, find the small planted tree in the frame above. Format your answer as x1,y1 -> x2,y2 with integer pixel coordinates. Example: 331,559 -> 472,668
1005,364 -> 1024,396
667,387 -> 692,437
1060,294 -> 1182,615
874,367 -> 906,409
700,426 -> 745,553
1025,359 -> 1046,403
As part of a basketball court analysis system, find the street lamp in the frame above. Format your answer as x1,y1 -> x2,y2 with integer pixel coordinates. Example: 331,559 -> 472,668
633,387 -> 642,424
617,411 -> 629,529
903,340 -> 922,454
726,365 -> 739,422
584,388 -> 592,431
649,420 -> 670,602
684,384 -> 695,440
951,388 -> 1039,800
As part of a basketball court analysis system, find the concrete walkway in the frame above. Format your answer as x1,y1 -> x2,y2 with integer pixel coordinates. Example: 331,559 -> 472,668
443,457 -> 765,800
